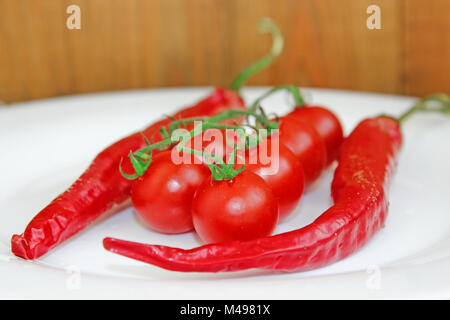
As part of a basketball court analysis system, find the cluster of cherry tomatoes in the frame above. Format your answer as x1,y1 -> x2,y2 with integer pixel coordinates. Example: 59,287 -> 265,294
130,103 -> 343,244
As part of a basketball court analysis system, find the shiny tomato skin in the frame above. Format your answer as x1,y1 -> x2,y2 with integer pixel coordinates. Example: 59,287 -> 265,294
278,116 -> 327,189
245,137 -> 305,220
192,171 -> 278,243
131,151 -> 210,234
288,106 -> 344,165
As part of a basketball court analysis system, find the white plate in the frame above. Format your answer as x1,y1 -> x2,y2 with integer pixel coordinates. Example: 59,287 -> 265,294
0,87 -> 449,299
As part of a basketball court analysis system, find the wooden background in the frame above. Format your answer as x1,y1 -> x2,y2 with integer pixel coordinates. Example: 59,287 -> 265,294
0,0 -> 449,103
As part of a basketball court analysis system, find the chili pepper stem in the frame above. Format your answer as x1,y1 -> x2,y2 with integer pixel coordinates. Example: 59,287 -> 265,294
397,93 -> 450,124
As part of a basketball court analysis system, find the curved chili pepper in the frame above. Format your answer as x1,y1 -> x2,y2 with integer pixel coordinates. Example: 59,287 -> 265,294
11,88 -> 245,260
103,116 -> 402,272
11,18 -> 288,260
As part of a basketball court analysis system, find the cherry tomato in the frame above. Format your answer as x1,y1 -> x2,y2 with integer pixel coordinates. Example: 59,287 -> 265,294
278,116 -> 327,188
244,136 -> 305,220
192,171 -> 278,243
288,106 -> 344,165
131,150 -> 210,234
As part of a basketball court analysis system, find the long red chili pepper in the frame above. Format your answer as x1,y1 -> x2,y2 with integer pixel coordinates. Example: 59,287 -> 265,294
11,88 -> 244,260
102,94 -> 449,272
11,18 -> 284,260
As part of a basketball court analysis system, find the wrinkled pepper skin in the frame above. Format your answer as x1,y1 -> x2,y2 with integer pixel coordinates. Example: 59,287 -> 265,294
103,116 -> 402,272
11,88 -> 245,260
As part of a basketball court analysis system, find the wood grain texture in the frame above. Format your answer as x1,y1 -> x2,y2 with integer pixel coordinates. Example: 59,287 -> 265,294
0,0 -> 448,103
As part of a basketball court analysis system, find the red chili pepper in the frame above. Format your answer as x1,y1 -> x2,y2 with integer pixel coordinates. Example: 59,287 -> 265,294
11,88 -> 245,260
102,116 -> 402,272
103,93 -> 450,272
11,18 -> 285,260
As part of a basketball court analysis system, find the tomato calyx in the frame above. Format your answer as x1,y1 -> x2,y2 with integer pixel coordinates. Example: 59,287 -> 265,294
207,145 -> 246,181
119,134 -> 153,180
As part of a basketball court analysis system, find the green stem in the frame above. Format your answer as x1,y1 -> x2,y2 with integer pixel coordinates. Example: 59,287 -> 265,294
168,117 -> 207,133
230,18 -> 284,92
174,121 -> 248,180
250,84 -> 305,112
397,93 -> 450,124
168,109 -> 279,134
136,137 -> 173,155
176,122 -> 233,165
121,108 -> 278,180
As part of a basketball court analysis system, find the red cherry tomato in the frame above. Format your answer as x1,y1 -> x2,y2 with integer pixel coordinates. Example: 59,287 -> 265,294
192,171 -> 278,243
288,106 -> 344,165
244,136 -> 305,220
131,151 -> 210,234
278,116 -> 327,188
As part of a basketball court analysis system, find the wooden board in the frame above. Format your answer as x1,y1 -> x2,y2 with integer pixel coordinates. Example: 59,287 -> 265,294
0,0 -> 448,103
